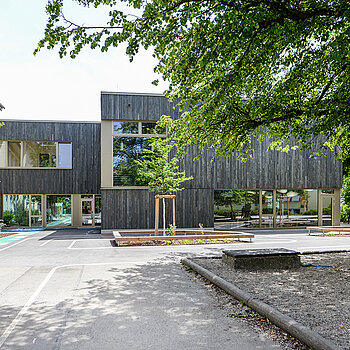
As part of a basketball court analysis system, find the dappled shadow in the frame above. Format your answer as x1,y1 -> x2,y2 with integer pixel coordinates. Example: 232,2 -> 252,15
38,228 -> 108,241
0,257 -> 281,350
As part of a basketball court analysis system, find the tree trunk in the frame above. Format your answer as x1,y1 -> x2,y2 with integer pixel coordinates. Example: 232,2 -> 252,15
163,197 -> 166,235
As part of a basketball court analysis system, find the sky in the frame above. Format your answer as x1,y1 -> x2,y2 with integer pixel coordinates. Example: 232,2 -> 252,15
0,0 -> 167,121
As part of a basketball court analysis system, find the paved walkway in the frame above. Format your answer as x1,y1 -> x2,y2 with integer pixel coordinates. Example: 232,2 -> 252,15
1,228 -> 350,349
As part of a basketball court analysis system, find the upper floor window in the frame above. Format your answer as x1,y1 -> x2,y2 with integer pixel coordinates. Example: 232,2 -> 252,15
112,121 -> 166,186
0,141 -> 72,169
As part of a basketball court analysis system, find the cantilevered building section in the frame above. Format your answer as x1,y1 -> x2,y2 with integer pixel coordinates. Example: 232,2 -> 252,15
0,92 -> 342,230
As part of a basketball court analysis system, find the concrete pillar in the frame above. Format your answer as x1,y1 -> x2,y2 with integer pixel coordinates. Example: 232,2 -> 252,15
333,189 -> 341,226
101,120 -> 113,188
317,190 -> 322,226
72,194 -> 81,227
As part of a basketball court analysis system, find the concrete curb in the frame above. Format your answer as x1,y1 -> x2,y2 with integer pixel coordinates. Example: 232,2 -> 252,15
181,257 -> 341,350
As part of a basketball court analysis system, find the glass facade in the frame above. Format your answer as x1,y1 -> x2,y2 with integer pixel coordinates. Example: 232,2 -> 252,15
112,121 -> 166,187
0,141 -> 6,167
23,141 -> 56,167
58,143 -> 72,168
0,141 -> 72,168
113,121 -> 138,134
46,195 -> 72,226
214,190 -> 260,228
2,194 -> 102,228
95,196 -> 101,226
113,136 -> 151,186
214,189 -> 324,228
8,142 -> 21,167
3,195 -> 30,227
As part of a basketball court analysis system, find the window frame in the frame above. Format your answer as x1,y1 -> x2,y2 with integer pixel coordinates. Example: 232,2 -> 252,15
112,121 -> 166,188
0,140 -> 72,169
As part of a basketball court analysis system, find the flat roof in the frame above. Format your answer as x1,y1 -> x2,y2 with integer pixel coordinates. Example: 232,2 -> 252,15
0,118 -> 100,124
101,91 -> 165,97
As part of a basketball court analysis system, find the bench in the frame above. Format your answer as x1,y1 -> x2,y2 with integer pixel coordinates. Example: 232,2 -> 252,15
307,226 -> 350,236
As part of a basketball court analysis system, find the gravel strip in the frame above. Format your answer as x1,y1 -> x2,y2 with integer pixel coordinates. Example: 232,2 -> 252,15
191,252 -> 350,350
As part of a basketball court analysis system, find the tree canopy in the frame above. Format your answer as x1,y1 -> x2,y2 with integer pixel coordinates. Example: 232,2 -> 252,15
37,0 -> 350,160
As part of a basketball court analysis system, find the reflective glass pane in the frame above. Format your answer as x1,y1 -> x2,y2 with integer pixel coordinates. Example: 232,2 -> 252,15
46,195 -> 71,226
58,143 -> 72,168
8,142 -> 21,167
322,196 -> 333,226
95,196 -> 101,226
31,195 -> 42,215
23,141 -> 56,167
3,195 -> 29,227
82,200 -> 93,226
141,122 -> 165,135
276,189 -> 318,227
113,136 -> 150,186
31,217 -> 43,227
0,141 -> 6,167
113,122 -> 138,134
261,190 -> 274,227
214,190 -> 259,228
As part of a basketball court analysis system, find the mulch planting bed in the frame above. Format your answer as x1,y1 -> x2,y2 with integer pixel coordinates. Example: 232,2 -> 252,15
190,252 -> 350,349
119,239 -> 250,246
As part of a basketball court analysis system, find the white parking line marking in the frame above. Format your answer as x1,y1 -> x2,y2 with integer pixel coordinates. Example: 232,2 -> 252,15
67,240 -> 76,249
39,240 -> 52,247
0,262 -> 128,348
67,239 -> 115,250
0,238 -> 32,252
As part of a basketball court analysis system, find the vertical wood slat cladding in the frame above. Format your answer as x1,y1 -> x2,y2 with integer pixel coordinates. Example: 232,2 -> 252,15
102,92 -> 342,189
0,121 -> 101,195
101,189 -> 213,229
101,93 -> 182,121
211,138 -> 343,189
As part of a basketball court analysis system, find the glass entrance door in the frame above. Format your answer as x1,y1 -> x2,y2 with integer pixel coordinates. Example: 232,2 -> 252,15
321,195 -> 334,226
81,199 -> 94,226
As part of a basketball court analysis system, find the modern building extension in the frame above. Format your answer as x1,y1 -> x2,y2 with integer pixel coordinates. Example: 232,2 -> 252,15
0,92 -> 342,231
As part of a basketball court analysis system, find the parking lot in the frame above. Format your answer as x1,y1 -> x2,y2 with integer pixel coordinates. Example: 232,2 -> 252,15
0,228 -> 349,350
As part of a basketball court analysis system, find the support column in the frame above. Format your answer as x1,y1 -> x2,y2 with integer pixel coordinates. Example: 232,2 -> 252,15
72,194 -> 81,227
101,120 -> 113,188
259,190 -> 262,228
333,189 -> 341,226
42,195 -> 47,227
317,190 -> 322,226
273,190 -> 277,227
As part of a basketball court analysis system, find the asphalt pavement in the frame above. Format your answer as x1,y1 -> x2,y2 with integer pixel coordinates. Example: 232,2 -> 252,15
0,228 -> 349,350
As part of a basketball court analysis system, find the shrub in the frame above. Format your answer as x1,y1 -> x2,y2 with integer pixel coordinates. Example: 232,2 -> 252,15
341,204 -> 350,222
214,210 -> 237,219
3,211 -> 14,226
303,209 -> 318,215
13,209 -> 29,226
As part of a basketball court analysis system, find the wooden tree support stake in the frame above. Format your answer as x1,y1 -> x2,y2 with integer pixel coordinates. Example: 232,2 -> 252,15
154,194 -> 176,236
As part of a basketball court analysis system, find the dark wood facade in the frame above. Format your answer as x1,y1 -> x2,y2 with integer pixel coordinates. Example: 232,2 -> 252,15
101,189 -> 213,229
101,92 -> 182,121
0,93 -> 342,229
0,120 -> 101,195
100,92 -> 342,230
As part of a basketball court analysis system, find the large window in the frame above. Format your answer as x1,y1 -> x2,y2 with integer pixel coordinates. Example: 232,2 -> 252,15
3,194 -> 43,227
113,121 -> 165,187
214,189 -> 321,228
0,141 -> 72,168
3,195 -> 30,227
46,195 -> 72,226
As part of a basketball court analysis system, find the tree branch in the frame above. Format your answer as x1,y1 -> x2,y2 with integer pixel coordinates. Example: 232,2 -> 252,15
61,12 -> 123,30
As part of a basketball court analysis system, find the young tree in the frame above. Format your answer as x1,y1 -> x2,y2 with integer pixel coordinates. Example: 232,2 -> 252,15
37,1 -> 350,160
135,132 -> 192,234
